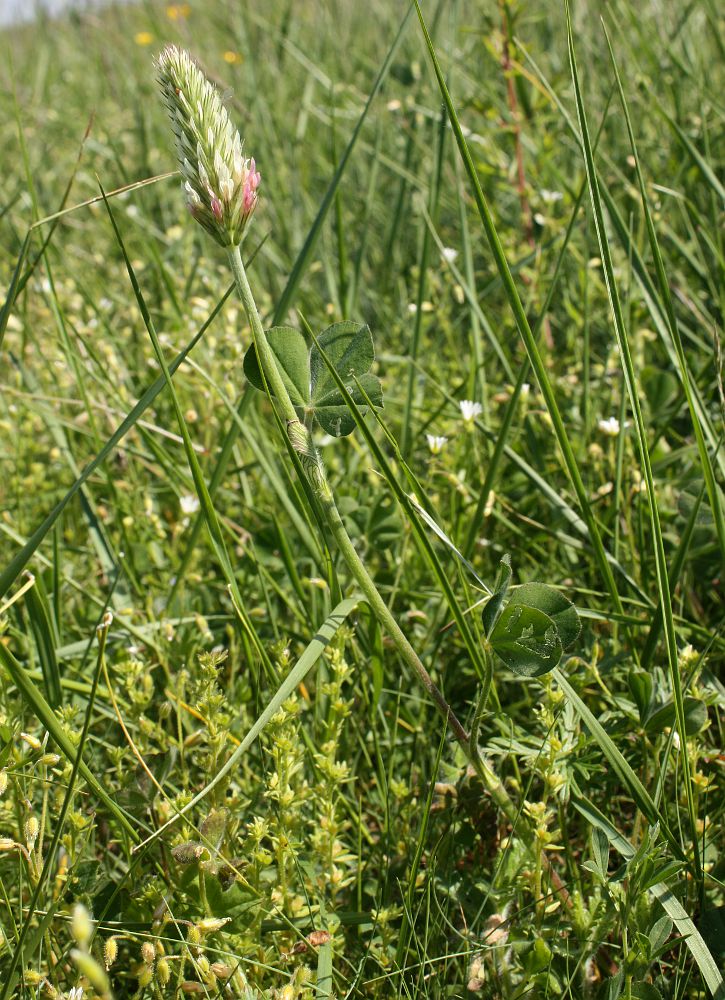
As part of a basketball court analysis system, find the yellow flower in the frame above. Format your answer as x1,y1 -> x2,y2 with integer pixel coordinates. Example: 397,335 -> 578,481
223,50 -> 243,64
134,32 -> 154,46
166,3 -> 191,18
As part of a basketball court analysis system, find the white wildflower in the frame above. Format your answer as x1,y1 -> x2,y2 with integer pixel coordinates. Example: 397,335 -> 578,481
459,399 -> 482,423
441,246 -> 458,264
597,417 -> 621,437
180,494 -> 201,515
426,434 -> 448,455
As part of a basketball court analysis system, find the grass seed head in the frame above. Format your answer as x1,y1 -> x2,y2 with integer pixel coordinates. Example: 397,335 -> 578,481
156,45 -> 260,247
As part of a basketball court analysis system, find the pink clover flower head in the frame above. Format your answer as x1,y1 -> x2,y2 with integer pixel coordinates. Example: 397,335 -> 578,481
156,45 -> 260,247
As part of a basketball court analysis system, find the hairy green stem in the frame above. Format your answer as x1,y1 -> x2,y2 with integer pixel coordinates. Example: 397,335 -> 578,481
227,246 -> 516,819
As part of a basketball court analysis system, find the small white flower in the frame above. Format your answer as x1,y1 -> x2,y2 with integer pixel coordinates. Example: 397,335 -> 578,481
180,494 -> 201,515
426,434 -> 448,455
459,399 -> 482,423
541,189 -> 563,204
441,246 -> 458,264
672,730 -> 681,752
597,417 -> 621,437
67,987 -> 84,1000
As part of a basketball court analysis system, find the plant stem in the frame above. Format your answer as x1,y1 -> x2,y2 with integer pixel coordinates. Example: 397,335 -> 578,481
227,245 -> 517,823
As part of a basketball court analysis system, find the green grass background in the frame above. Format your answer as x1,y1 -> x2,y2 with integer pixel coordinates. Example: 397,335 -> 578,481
0,0 -> 722,997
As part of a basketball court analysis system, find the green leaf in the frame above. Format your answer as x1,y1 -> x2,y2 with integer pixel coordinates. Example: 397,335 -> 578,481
628,670 -> 654,723
311,322 -> 382,437
482,553 -> 512,637
592,827 -> 610,879
200,807 -> 228,850
311,322 -> 373,398
648,916 -> 673,956
645,697 -> 708,736
243,326 -> 310,407
603,972 -> 624,1000
243,321 -> 382,437
507,582 -> 581,650
630,982 -> 663,1000
489,602 -> 562,678
24,575 -> 62,709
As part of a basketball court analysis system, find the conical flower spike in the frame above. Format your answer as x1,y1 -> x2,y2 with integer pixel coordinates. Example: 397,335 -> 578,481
156,45 -> 260,247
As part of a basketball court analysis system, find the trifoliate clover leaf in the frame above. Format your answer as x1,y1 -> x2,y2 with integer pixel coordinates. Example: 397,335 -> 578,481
243,320 -> 383,437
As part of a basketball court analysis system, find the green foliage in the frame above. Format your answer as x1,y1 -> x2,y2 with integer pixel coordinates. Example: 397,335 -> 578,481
244,321 -> 383,436
0,0 -> 722,997
484,563 -> 581,677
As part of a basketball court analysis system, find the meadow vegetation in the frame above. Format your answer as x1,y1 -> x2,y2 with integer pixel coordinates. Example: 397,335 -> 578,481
0,0 -> 723,997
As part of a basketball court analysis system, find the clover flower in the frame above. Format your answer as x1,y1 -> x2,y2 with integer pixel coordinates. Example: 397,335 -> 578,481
156,45 -> 260,247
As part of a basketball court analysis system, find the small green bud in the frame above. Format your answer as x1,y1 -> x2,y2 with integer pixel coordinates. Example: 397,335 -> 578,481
211,962 -> 232,980
197,916 -> 231,935
24,816 -> 39,850
104,936 -> 118,970
71,903 -> 93,948
154,957 -> 169,985
137,964 -> 154,988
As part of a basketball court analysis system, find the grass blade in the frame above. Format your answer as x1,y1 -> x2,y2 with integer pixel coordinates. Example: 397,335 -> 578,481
272,4 -> 411,324
412,0 -> 628,630
22,573 -> 62,709
553,668 -> 682,860
603,25 -> 725,568
566,8 -> 701,874
0,287 -> 233,600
